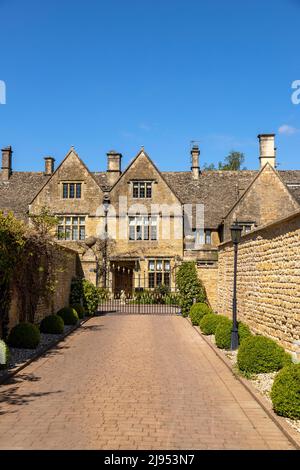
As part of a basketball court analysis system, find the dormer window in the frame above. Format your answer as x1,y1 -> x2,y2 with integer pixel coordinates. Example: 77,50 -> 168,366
132,181 -> 152,198
62,182 -> 82,199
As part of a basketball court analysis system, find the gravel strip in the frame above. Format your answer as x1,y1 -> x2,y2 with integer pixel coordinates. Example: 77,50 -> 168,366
0,325 -> 74,379
205,332 -> 300,434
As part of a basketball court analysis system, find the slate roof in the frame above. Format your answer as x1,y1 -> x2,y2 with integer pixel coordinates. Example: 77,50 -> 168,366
0,172 -> 50,220
1,168 -> 300,228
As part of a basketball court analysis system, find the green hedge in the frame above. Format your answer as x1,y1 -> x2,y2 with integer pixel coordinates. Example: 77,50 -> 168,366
189,303 -> 212,325
57,307 -> 79,325
215,317 -> 251,349
70,278 -> 108,315
176,262 -> 206,317
237,336 -> 292,373
0,339 -> 10,369
40,315 -> 64,334
8,322 -> 40,349
71,304 -> 86,319
199,314 -> 226,335
271,364 -> 300,419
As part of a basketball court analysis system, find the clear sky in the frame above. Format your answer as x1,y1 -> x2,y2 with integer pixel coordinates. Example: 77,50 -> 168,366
1,0 -> 300,173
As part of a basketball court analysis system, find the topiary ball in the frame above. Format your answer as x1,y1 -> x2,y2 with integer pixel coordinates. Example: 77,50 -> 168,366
199,314 -> 227,335
0,339 -> 10,369
215,318 -> 251,349
71,304 -> 86,319
8,322 -> 40,349
40,315 -> 64,334
57,307 -> 79,325
189,302 -> 213,326
237,335 -> 292,373
271,364 -> 300,419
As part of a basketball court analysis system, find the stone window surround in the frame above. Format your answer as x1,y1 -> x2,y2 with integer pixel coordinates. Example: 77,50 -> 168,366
61,181 -> 83,199
57,215 -> 86,241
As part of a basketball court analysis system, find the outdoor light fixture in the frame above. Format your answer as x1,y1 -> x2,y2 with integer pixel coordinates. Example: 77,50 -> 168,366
103,194 -> 110,288
230,220 -> 243,350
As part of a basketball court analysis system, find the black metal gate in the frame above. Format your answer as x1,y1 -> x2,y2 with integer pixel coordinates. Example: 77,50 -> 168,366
98,280 -> 181,315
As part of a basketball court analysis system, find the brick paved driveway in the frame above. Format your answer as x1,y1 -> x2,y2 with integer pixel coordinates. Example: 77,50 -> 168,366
0,315 -> 295,449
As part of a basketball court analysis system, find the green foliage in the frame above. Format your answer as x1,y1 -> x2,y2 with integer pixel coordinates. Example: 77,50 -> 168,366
70,278 -> 106,315
199,314 -> 226,335
237,335 -> 292,373
203,151 -> 247,171
40,315 -> 64,334
215,318 -> 251,350
57,307 -> 79,325
0,339 -> 10,368
71,304 -> 86,319
28,206 -> 58,239
271,364 -> 300,419
8,322 -> 40,349
189,303 -> 212,325
176,262 -> 206,316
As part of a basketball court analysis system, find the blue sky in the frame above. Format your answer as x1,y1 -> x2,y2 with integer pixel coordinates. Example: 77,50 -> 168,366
0,0 -> 300,172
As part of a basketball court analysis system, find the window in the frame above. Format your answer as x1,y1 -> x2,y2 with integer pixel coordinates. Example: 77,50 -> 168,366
132,181 -> 152,198
129,216 -> 157,240
57,216 -> 86,241
193,229 -> 212,245
148,259 -> 171,288
239,222 -> 256,234
62,183 -> 82,199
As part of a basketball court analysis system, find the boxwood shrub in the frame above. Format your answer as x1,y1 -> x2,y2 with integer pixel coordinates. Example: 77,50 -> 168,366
189,303 -> 212,326
8,322 -> 40,349
57,307 -> 79,325
237,335 -> 292,373
215,317 -> 251,349
271,364 -> 300,419
0,339 -> 10,369
40,315 -> 64,334
71,304 -> 86,319
199,314 -> 227,335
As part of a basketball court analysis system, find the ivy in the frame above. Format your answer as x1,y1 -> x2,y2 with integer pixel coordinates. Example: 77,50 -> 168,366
176,261 -> 206,316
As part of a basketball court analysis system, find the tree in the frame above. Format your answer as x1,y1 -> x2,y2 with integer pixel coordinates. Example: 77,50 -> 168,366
203,151 -> 247,171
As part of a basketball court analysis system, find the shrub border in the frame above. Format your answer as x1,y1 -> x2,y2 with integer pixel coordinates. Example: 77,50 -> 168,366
0,316 -> 92,386
186,317 -> 300,450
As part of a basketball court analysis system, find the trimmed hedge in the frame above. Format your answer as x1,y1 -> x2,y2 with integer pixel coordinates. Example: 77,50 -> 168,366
70,278 -> 104,315
40,315 -> 64,334
199,314 -> 226,335
71,303 -> 86,319
237,335 -> 292,373
0,339 -> 10,369
271,364 -> 300,419
57,307 -> 79,325
189,303 -> 212,326
215,317 -> 251,349
8,322 -> 40,349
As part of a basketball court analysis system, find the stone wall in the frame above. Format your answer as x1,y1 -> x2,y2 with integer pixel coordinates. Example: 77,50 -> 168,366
197,265 -> 218,311
8,244 -> 79,332
218,210 -> 300,356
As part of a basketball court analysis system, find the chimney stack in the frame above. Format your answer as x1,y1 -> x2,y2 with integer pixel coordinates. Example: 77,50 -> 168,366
258,134 -> 276,169
1,146 -> 12,181
44,156 -> 55,175
191,144 -> 200,180
107,150 -> 122,185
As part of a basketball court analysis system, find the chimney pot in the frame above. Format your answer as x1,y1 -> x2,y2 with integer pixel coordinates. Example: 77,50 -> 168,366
191,144 -> 200,179
258,134 -> 276,169
107,150 -> 122,185
1,146 -> 13,181
44,156 -> 55,175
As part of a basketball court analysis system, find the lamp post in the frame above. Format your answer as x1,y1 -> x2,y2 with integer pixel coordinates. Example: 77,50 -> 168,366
230,220 -> 243,350
103,195 -> 110,288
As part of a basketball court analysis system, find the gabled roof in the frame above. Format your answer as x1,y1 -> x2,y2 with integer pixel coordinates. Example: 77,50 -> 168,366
109,148 -> 181,203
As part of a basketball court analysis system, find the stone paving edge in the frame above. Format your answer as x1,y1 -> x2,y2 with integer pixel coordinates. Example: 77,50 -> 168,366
0,315 -> 94,386
186,318 -> 300,450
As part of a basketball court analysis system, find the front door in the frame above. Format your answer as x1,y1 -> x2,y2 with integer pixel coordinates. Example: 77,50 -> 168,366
114,269 -> 133,298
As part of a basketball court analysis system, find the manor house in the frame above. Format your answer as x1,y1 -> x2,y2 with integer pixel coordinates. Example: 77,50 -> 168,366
1,134 -> 299,304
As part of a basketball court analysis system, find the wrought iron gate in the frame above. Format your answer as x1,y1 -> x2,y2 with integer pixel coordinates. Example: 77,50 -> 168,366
98,278 -> 181,315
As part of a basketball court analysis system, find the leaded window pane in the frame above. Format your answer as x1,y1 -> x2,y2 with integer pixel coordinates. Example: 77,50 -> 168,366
129,226 -> 135,240
69,183 -> 75,198
156,273 -> 163,286
144,225 -> 149,240
139,184 -> 145,198
76,183 -> 82,199
148,273 -> 155,288
151,226 -> 157,240
146,182 -> 152,198
65,227 -> 71,240
72,226 -> 79,240
79,226 -> 85,240
63,183 -> 68,199
164,273 -> 170,286
149,260 -> 155,271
